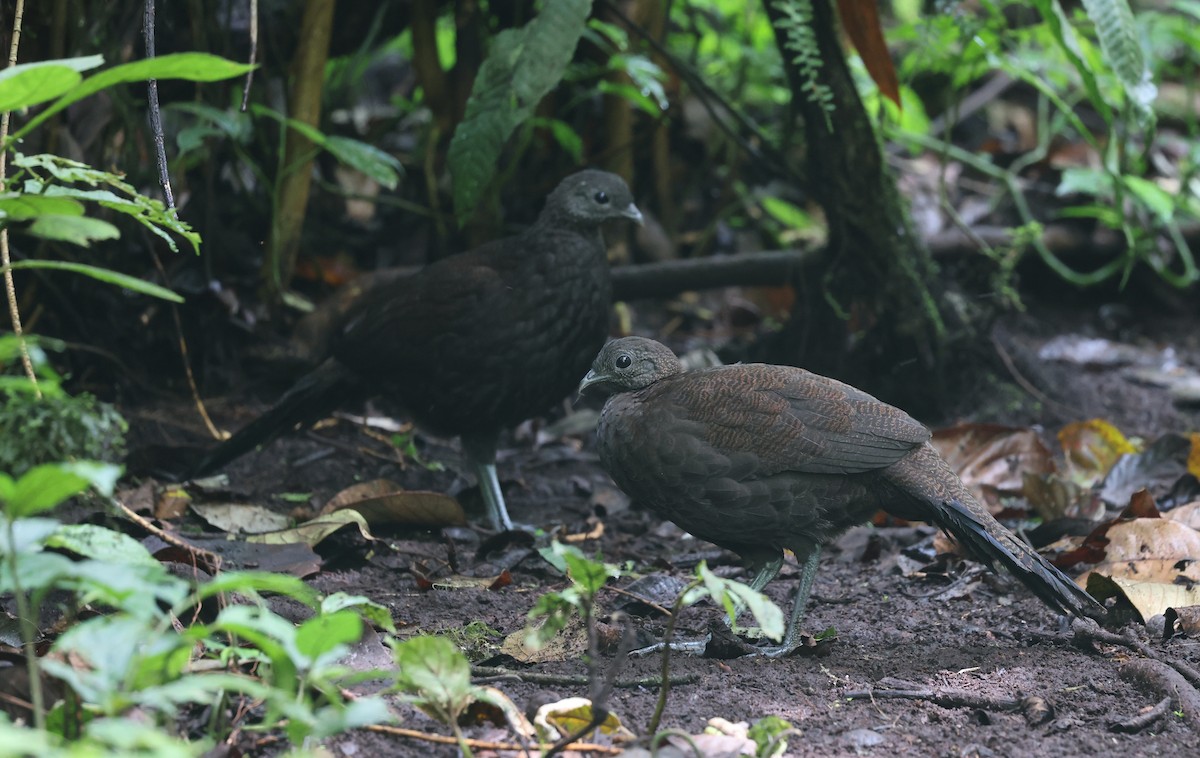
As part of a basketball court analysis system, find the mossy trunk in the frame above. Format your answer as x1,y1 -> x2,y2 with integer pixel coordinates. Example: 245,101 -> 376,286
762,0 -> 951,411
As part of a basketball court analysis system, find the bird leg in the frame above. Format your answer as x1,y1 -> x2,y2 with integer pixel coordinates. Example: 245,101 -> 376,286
761,547 -> 821,658
461,435 -> 514,532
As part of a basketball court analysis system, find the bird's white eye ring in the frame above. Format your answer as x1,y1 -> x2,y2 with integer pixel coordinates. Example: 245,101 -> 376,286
615,354 -> 632,369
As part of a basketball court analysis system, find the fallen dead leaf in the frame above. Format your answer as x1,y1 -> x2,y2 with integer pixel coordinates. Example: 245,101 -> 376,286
190,503 -> 292,535
500,618 -> 587,664
322,479 -> 466,527
1058,419 -> 1138,487
246,509 -> 375,547
1165,501 -> 1200,530
931,424 -> 1055,510
533,696 -> 636,742
156,485 -> 191,520
1085,574 -> 1200,623
1079,518 -> 1200,585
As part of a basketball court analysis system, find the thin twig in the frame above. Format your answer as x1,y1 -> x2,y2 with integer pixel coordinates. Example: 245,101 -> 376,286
240,0 -> 259,111
1072,618 -> 1200,689
0,0 -> 37,397
143,0 -> 175,210
363,724 -> 623,755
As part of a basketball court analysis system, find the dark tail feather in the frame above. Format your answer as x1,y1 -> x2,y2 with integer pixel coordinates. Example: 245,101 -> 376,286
190,359 -> 355,478
932,497 -> 1106,622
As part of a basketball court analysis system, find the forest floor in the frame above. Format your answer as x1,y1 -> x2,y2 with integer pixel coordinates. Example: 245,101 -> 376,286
127,291 -> 1200,757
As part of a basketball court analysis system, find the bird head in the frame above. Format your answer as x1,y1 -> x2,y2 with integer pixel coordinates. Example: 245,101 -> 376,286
545,170 -> 644,227
578,337 -> 683,398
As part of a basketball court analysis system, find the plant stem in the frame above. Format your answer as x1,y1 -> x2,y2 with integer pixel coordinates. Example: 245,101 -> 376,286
647,582 -> 697,735
5,516 -> 45,729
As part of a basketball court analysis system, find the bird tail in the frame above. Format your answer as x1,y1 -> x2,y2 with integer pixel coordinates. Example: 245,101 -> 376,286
890,445 -> 1106,622
190,359 -> 356,478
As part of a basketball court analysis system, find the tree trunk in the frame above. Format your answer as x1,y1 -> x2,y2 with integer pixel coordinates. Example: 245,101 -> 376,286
762,0 -> 949,411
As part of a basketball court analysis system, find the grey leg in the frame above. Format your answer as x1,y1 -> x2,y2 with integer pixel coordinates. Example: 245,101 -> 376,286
461,434 -> 513,531
763,547 -> 821,658
475,459 -> 513,532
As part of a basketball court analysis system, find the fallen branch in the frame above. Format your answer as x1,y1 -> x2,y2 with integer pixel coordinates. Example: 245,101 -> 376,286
470,665 -> 699,689
608,220 -> 1200,302
364,723 -> 623,755
1109,696 -> 1172,734
1072,618 -> 1200,690
843,686 -> 1023,713
1119,659 -> 1200,732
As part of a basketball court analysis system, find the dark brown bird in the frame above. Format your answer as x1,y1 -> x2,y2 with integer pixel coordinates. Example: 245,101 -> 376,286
194,170 -> 643,530
579,337 -> 1104,654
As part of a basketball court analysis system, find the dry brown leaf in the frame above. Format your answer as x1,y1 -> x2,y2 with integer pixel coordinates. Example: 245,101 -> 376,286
1190,433 -> 1200,479
931,424 -> 1055,511
190,503 -> 291,535
1058,419 -> 1138,486
1079,518 -> 1200,585
836,0 -> 900,107
246,509 -> 374,547
1165,502 -> 1200,530
1085,574 -> 1200,623
500,618 -> 587,664
322,479 -> 465,527
532,696 -> 635,742
156,485 -> 191,520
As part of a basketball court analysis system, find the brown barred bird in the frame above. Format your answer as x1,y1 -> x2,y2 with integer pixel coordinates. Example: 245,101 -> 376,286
580,337 -> 1104,655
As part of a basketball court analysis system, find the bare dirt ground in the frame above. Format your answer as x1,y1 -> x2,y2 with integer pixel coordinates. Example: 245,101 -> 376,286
129,294 -> 1200,757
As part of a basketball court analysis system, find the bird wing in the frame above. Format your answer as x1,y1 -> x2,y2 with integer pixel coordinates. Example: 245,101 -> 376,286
670,364 -> 930,476
332,249 -> 514,378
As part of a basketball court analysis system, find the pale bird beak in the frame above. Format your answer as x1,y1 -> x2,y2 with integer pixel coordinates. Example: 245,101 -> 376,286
623,203 -> 645,226
577,369 -> 605,398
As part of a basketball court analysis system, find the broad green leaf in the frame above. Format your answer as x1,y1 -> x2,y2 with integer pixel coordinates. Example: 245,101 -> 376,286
0,65 -> 82,113
1031,0 -> 1113,123
0,516 -> 60,554
5,260 -> 183,302
311,696 -> 392,738
391,635 -> 473,723
1124,176 -> 1174,222
295,611 -> 363,662
7,463 -> 93,517
321,592 -> 397,633
760,195 -> 813,229
449,0 -> 592,222
1056,167 -> 1112,198
13,53 -> 255,140
25,214 -> 120,246
0,193 -> 85,219
190,570 -> 320,607
1080,0 -> 1156,121
46,524 -> 157,566
164,101 -> 253,142
323,136 -> 402,189
697,562 -> 784,642
554,541 -> 619,595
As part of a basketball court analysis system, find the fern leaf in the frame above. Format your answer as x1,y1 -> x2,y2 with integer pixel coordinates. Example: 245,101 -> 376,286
1080,0 -> 1156,119
449,0 -> 593,223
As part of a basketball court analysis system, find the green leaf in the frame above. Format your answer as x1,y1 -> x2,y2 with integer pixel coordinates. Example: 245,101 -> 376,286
1055,166 -> 1113,198
697,562 -> 785,642
46,524 -> 158,566
0,193 -> 85,219
760,195 -> 813,229
7,463 -> 93,517
13,53 -> 255,141
1030,0 -> 1114,124
554,541 -> 620,595
24,214 -> 120,245
1123,176 -> 1175,222
0,65 -> 83,113
323,136 -> 403,189
295,611 -> 363,662
321,592 -> 397,633
4,260 -> 183,302
448,0 -> 592,222
0,517 -> 60,554
1080,0 -> 1156,120
189,570 -> 320,607
390,635 -> 474,724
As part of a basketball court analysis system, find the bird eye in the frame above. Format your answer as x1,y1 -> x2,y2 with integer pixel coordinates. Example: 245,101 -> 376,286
594,190 -> 610,204
615,354 -> 632,369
